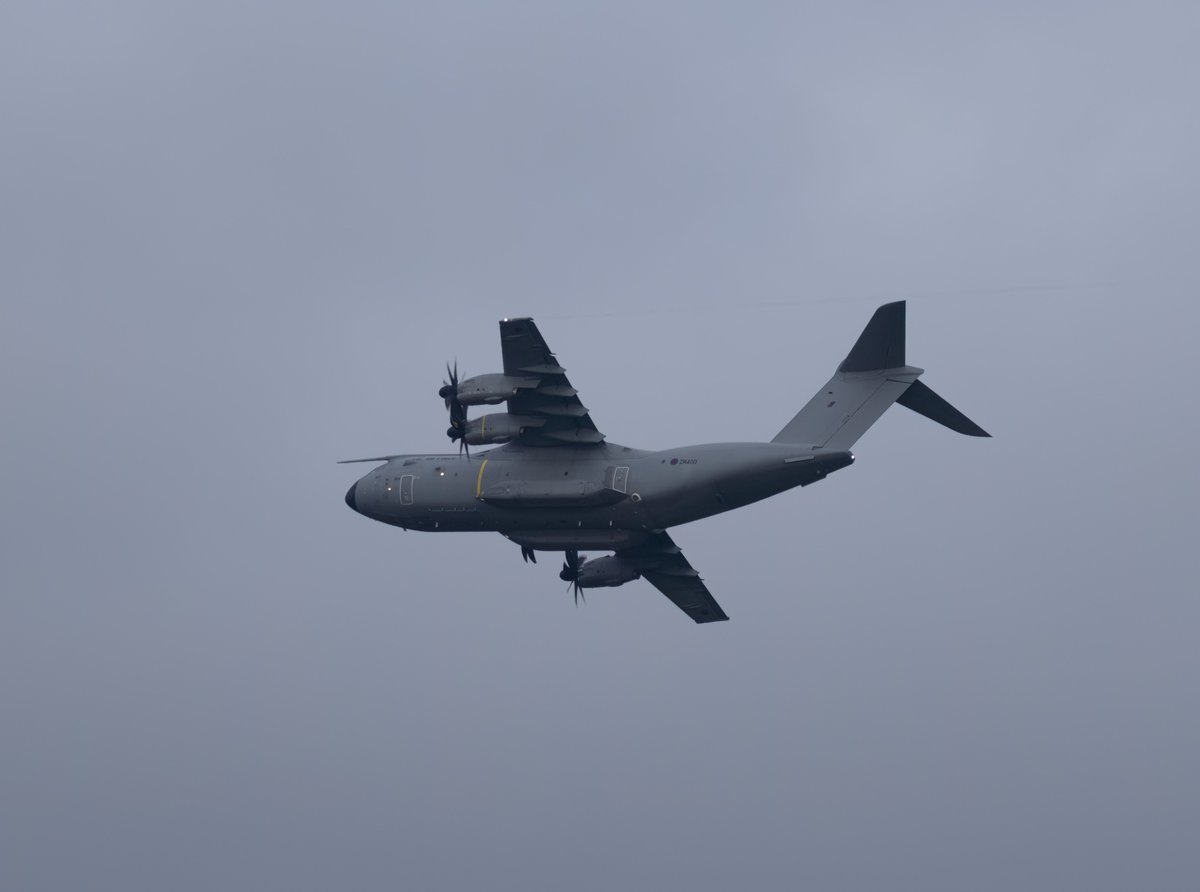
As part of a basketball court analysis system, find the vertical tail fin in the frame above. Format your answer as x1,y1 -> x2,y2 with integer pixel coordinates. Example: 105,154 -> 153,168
772,301 -> 989,449
837,299 -> 907,372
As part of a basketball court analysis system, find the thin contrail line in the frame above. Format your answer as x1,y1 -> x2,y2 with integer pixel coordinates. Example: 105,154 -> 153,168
538,282 -> 1116,321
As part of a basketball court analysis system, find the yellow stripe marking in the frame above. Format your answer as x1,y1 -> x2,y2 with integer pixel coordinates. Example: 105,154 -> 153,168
475,458 -> 489,499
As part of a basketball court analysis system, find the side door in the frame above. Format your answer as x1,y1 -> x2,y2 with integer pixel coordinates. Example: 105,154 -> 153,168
606,465 -> 630,494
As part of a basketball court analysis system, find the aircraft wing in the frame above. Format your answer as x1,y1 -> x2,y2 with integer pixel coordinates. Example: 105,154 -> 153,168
500,318 -> 605,446
621,532 -> 729,624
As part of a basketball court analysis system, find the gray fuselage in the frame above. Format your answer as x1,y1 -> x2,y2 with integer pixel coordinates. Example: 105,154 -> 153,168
345,441 -> 853,552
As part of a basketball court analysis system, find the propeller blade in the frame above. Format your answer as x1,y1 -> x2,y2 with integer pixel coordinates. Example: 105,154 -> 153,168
440,361 -> 461,407
558,550 -> 586,606
441,358 -> 469,455
563,577 -> 585,605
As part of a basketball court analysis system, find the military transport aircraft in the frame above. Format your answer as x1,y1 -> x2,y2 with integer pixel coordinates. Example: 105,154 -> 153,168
342,301 -> 988,623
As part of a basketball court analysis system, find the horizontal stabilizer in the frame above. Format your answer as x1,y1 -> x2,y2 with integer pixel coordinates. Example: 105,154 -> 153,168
895,380 -> 991,437
773,300 -> 988,449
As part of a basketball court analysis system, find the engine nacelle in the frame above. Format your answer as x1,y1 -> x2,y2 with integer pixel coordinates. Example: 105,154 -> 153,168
458,412 -> 543,445
455,373 -> 539,406
576,555 -> 641,589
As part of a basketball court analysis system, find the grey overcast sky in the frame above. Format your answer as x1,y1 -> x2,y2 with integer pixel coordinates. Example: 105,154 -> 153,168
2,2 -> 1198,890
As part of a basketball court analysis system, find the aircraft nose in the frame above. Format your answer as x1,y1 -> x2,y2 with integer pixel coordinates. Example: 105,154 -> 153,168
344,482 -> 359,513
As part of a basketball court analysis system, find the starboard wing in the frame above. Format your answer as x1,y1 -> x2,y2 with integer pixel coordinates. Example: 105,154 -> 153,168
499,318 -> 604,446
621,532 -> 729,624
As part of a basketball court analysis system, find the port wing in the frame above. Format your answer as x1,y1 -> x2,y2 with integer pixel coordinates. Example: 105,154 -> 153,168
500,318 -> 604,446
621,532 -> 729,624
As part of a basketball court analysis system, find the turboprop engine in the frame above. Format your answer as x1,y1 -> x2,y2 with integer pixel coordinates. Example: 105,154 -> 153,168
559,551 -> 641,603
440,373 -> 540,406
576,555 -> 641,587
451,412 -> 544,445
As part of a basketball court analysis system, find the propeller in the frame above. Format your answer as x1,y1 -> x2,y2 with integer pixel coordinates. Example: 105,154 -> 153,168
439,360 -> 470,459
446,429 -> 470,460
559,549 -> 587,606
